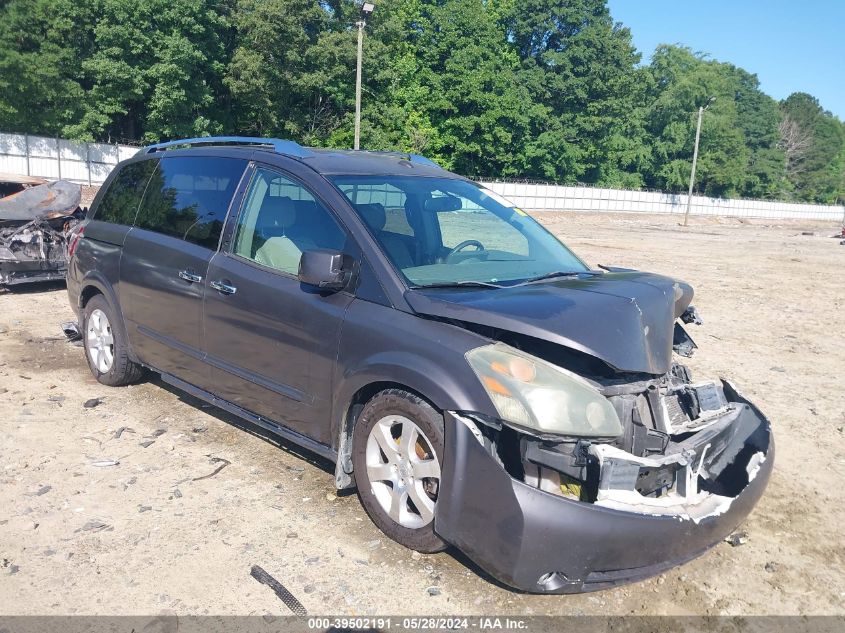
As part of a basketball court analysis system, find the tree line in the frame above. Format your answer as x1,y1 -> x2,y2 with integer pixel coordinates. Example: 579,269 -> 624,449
1,0 -> 843,204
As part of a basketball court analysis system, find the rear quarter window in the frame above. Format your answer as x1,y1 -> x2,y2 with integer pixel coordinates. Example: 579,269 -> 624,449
93,160 -> 158,225
134,156 -> 248,249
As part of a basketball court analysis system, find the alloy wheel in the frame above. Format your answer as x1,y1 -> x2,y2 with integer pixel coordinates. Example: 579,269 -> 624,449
86,308 -> 114,373
365,414 -> 441,529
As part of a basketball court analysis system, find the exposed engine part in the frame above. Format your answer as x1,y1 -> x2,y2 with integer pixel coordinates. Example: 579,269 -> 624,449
0,180 -> 83,287
458,356 -> 765,525
672,322 -> 697,357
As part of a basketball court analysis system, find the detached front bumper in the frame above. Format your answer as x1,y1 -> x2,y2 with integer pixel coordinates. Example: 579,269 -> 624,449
434,389 -> 773,594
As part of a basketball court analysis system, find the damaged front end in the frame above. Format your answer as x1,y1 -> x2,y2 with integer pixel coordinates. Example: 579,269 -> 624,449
433,312 -> 774,594
0,180 -> 84,287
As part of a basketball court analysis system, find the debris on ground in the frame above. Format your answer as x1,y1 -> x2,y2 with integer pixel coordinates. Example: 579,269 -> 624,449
765,561 -> 779,573
192,456 -> 231,481
249,564 -> 308,616
114,426 -> 134,439
426,586 -> 441,596
138,440 -> 155,449
78,520 -> 112,533
725,531 -> 749,547
83,398 -> 102,409
27,485 -> 51,497
60,322 -> 81,342
138,505 -> 152,513
89,459 -> 119,468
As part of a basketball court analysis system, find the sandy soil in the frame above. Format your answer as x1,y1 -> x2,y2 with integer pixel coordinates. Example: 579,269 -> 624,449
1,212 -> 843,616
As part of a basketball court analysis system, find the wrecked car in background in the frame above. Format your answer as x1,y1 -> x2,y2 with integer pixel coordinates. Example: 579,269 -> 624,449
66,137 -> 773,594
0,178 -> 84,287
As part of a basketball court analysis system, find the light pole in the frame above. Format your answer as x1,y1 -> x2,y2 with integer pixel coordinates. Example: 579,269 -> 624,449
684,96 -> 715,226
354,2 -> 375,151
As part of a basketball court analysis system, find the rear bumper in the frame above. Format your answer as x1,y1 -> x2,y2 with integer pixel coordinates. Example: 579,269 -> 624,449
434,392 -> 773,594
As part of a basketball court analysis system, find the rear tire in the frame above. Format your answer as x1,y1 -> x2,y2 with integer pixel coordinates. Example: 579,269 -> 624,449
82,295 -> 144,386
352,389 -> 448,553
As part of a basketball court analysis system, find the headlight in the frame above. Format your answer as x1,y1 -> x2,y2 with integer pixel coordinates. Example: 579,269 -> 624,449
466,343 -> 623,437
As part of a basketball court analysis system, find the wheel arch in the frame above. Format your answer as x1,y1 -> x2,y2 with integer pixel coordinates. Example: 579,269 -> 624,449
331,354 -> 495,490
77,274 -> 138,364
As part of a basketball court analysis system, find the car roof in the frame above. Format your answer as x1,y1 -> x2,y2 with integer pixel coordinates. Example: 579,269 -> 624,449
135,136 -> 461,179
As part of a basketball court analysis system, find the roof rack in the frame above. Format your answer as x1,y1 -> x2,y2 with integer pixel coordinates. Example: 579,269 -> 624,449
364,150 -> 441,168
137,137 -> 442,168
138,136 -> 312,158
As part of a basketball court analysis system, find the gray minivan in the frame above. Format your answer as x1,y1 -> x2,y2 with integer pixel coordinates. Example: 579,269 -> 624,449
67,137 -> 773,594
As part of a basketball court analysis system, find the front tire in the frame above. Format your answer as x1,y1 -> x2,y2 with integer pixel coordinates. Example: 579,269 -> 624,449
82,295 -> 144,386
352,389 -> 447,553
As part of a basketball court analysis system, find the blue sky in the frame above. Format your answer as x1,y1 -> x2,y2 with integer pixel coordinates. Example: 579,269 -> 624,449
607,1 -> 845,119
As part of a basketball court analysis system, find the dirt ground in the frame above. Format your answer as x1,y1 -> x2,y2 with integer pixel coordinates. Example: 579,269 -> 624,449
1,212 -> 844,617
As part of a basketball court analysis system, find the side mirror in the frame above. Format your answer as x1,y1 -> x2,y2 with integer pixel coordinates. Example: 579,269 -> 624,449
298,249 -> 352,291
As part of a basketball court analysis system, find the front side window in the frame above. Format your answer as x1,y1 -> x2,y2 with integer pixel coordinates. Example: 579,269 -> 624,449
135,156 -> 248,249
233,167 -> 346,275
330,176 -> 587,287
94,160 -> 158,225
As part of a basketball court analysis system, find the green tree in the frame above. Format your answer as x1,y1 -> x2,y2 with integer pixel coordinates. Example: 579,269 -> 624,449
0,0 -> 98,136
327,0 -> 532,177
780,93 -> 845,203
225,0 -> 330,139
645,46 -> 751,198
66,0 -> 230,142
504,0 -> 650,186
728,66 -> 787,198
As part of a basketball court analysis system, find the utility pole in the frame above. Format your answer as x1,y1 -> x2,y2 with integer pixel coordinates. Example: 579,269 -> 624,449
353,3 -> 375,151
684,97 -> 715,226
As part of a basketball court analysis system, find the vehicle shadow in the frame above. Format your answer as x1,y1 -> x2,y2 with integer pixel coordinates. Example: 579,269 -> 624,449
149,374 -> 339,479
151,374 -> 527,590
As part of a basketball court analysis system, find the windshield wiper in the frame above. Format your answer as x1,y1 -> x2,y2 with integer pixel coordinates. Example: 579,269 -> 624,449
411,280 -> 504,289
514,270 -> 601,286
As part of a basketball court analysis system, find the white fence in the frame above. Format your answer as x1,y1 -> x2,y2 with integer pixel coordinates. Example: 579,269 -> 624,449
480,181 -> 845,222
0,132 -> 138,185
1,132 -> 842,221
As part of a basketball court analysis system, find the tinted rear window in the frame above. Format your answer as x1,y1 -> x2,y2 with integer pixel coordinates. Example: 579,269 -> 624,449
94,160 -> 158,225
135,156 -> 248,249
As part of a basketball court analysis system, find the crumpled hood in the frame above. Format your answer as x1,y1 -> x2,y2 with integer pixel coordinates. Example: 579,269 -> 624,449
405,271 -> 693,375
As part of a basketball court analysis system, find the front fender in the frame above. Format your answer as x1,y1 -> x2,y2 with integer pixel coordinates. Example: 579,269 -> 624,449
338,350 -> 495,417
330,299 -> 498,486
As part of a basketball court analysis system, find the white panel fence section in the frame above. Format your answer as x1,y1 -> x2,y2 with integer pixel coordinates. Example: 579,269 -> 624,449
0,132 -> 138,186
1,132 -> 842,221
479,181 -> 845,222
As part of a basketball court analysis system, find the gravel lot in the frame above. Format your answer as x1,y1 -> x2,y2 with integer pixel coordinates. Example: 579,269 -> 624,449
1,212 -> 844,616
